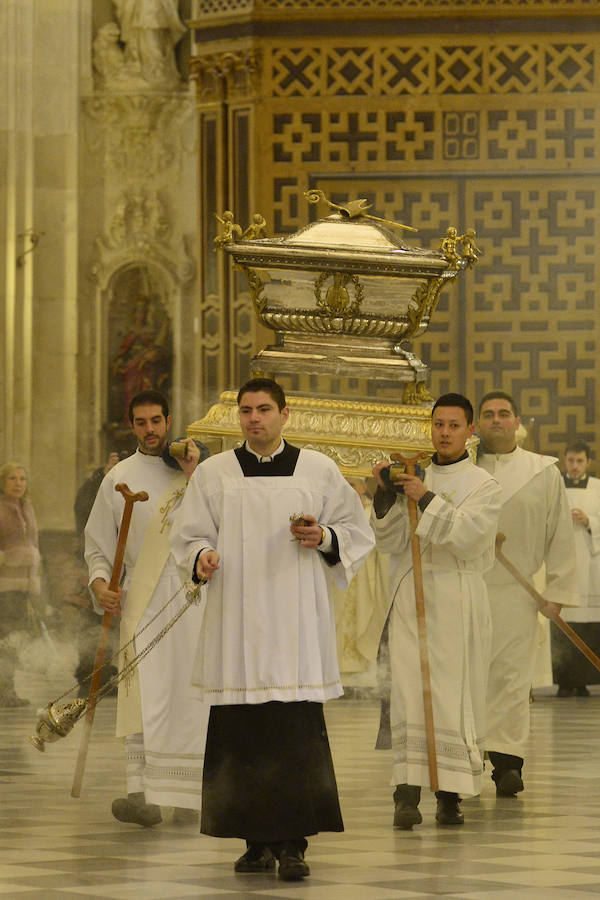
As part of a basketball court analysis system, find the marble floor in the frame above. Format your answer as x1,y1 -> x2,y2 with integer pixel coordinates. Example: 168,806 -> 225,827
3,662 -> 600,899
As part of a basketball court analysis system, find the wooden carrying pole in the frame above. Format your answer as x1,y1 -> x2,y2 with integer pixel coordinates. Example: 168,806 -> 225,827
391,452 -> 439,791
495,533 -> 600,674
71,483 -> 148,798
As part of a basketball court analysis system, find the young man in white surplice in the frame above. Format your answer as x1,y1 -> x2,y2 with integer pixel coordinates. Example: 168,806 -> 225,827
170,377 -> 375,882
371,393 -> 502,829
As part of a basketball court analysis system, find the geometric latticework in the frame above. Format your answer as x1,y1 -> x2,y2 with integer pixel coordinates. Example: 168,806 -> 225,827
291,175 -> 598,455
192,17 -> 600,456
467,178 -> 598,452
270,38 -> 598,97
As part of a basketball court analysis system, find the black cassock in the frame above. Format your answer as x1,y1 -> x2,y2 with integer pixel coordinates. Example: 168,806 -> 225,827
201,701 -> 343,840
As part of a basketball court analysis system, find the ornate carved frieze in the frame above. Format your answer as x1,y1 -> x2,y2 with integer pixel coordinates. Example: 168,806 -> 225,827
188,391 -> 435,475
190,49 -> 262,102
82,93 -> 194,180
91,186 -> 194,290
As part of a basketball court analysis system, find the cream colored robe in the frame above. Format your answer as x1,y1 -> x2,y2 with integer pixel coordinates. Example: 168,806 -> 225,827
371,457 -> 502,796
85,450 -> 209,809
478,448 -> 577,758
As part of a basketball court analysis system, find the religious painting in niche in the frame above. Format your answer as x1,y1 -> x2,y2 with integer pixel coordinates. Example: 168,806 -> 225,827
106,264 -> 173,451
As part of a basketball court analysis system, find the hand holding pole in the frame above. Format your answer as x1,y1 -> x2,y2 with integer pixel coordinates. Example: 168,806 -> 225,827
71,483 -> 149,798
495,533 -> 600,675
390,451 -> 438,791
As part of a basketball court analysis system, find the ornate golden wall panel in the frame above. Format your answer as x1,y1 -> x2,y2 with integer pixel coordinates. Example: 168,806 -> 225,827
192,15 -> 600,454
267,39 -> 599,98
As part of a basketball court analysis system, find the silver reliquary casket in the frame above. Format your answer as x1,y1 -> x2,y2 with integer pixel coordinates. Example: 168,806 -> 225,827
190,192 -> 479,474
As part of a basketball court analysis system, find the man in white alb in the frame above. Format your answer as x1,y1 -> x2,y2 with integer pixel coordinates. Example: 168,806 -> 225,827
85,389 -> 209,826
477,390 -> 577,796
170,378 -> 375,881
553,441 -> 600,696
371,393 -> 502,828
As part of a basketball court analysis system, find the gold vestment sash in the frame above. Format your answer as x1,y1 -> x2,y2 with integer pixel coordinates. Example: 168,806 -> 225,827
116,473 -> 186,737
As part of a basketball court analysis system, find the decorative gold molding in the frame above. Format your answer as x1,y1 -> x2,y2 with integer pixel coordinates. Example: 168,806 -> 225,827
190,49 -> 262,103
189,0 -> 599,24
187,390 -> 480,474
187,390 -> 435,476
407,277 -> 447,338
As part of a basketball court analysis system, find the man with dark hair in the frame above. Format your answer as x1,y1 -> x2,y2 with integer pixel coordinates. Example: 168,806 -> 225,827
565,440 -> 592,461
476,391 -> 576,796
478,390 -> 519,418
553,441 -> 600,696
433,391 -> 474,423
171,378 -> 374,880
236,376 -> 286,411
127,388 -> 169,424
370,393 -> 501,828
85,390 -> 210,827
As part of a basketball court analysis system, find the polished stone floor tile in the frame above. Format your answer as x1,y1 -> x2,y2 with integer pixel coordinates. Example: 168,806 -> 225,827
2,666 -> 600,897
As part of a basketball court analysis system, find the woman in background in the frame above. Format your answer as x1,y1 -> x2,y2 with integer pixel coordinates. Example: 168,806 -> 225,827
0,462 -> 40,706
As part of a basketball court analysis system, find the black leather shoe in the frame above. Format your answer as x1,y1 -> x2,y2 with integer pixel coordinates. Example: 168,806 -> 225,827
435,793 -> 464,825
556,686 -> 574,697
111,795 -> 162,827
494,769 -> 524,796
575,686 -> 591,697
234,844 -> 276,873
278,846 -> 310,881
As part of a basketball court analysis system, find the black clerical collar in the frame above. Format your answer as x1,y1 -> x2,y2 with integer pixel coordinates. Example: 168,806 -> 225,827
431,450 -> 469,467
234,440 -> 300,476
564,474 -> 589,489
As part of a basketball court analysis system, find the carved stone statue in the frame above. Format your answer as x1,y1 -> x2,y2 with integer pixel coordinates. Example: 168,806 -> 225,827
92,23 -> 127,89
113,0 -> 186,88
93,0 -> 186,91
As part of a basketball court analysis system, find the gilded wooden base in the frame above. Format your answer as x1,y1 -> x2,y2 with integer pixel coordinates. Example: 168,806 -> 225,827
187,391 -> 437,477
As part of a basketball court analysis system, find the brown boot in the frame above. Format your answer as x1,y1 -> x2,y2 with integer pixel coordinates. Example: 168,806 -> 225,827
435,791 -> 464,825
393,783 -> 422,829
111,792 -> 162,827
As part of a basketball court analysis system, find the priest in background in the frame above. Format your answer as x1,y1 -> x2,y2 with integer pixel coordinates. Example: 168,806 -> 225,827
552,441 -> 600,696
476,391 -> 577,798
85,390 -> 209,827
